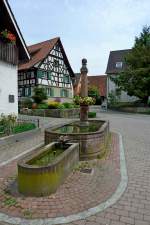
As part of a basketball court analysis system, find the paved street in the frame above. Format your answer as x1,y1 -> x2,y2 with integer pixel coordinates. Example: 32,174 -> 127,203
0,112 -> 150,225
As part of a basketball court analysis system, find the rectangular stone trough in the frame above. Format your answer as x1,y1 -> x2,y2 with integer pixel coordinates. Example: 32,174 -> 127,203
17,142 -> 79,196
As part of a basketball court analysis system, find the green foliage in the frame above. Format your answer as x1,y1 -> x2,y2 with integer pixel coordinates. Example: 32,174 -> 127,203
88,85 -> 101,104
108,90 -> 120,106
88,85 -> 100,98
32,87 -> 47,104
47,101 -> 60,109
3,196 -> 17,207
88,112 -> 96,118
113,26 -> 150,104
0,114 -> 17,135
19,98 -> 33,109
37,103 -> 48,109
13,123 -> 36,134
23,209 -> 33,219
57,104 -> 65,110
62,102 -> 74,109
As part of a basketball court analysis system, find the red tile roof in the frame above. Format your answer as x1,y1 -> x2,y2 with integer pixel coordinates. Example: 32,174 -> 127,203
19,37 -> 59,70
88,75 -> 107,97
19,37 -> 74,77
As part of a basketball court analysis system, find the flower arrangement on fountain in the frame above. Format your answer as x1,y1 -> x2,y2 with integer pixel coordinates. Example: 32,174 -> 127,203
0,29 -> 16,44
73,95 -> 96,106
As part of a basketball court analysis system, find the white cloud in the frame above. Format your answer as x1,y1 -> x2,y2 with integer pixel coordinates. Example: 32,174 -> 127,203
9,0 -> 150,74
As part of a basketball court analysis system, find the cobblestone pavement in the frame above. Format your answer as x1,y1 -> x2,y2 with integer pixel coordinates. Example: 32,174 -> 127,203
0,112 -> 150,225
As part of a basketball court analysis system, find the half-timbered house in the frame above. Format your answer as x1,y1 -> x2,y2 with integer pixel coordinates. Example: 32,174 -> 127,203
18,38 -> 74,101
0,0 -> 30,115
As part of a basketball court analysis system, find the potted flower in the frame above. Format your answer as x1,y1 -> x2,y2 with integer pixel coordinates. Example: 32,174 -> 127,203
0,29 -> 16,44
73,96 -> 95,106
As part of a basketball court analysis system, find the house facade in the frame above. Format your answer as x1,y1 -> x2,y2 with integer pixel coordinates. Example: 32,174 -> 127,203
106,49 -> 137,102
18,38 -> 74,102
0,0 -> 30,115
88,75 -> 107,102
74,73 -> 107,101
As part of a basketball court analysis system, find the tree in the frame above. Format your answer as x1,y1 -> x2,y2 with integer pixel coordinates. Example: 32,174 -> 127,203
88,85 -> 100,98
113,26 -> 150,104
88,85 -> 101,105
32,87 -> 47,104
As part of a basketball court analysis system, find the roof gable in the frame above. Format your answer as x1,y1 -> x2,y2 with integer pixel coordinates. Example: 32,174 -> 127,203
19,37 -> 74,77
106,49 -> 131,74
0,0 -> 30,61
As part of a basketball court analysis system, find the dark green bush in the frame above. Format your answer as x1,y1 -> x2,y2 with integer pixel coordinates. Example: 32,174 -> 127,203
37,103 -> 48,109
19,98 -> 33,109
62,102 -> 74,109
88,112 -> 96,118
32,87 -> 47,104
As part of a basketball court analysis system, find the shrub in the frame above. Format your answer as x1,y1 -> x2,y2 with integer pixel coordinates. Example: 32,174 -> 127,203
57,104 -> 65,110
0,114 -> 17,135
47,101 -> 60,109
37,103 -> 48,109
62,102 -> 74,109
88,112 -> 96,118
19,98 -> 33,109
32,87 -> 47,104
73,104 -> 80,108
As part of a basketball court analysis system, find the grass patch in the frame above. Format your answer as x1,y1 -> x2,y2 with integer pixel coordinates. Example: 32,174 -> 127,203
3,196 -> 17,207
13,123 -> 36,134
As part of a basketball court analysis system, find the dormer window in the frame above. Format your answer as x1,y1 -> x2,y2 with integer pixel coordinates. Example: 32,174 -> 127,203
116,62 -> 123,68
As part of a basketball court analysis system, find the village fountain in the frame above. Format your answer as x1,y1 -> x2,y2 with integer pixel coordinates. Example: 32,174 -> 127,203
17,59 -> 109,197
45,59 -> 109,160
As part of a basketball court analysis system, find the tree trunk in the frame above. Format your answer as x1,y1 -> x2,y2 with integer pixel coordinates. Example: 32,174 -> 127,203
142,96 -> 148,105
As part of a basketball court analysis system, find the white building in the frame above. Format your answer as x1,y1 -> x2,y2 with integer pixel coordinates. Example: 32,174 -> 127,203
106,49 -> 137,102
0,0 -> 30,115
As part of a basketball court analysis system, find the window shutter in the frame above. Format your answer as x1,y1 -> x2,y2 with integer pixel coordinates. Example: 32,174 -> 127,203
60,89 -> 63,97
51,88 -> 54,97
47,71 -> 51,80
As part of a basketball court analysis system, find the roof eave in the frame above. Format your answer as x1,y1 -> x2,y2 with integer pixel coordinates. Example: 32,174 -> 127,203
3,0 -> 30,60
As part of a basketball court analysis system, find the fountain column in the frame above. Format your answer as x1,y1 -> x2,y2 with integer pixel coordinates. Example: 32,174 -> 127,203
80,58 -> 89,125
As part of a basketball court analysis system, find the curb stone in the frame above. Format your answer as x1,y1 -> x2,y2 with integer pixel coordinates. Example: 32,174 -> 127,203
0,132 -> 128,225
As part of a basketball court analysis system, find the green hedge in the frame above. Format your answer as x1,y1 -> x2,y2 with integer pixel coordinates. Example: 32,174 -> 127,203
13,123 -> 36,134
88,112 -> 96,118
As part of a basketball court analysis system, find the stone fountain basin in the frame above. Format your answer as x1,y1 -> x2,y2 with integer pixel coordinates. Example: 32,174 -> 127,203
17,142 -> 79,196
45,120 -> 109,160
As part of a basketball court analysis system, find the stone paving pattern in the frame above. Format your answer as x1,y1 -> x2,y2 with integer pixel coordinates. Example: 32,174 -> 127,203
0,133 -> 120,219
0,112 -> 150,224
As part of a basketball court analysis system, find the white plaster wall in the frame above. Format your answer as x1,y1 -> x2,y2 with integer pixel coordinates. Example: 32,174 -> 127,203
107,75 -> 137,102
0,61 -> 18,115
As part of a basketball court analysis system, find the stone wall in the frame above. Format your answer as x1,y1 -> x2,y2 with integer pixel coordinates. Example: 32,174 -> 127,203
20,108 -> 80,118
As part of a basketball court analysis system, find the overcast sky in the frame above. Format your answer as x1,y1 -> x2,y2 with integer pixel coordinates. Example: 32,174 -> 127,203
9,0 -> 150,75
